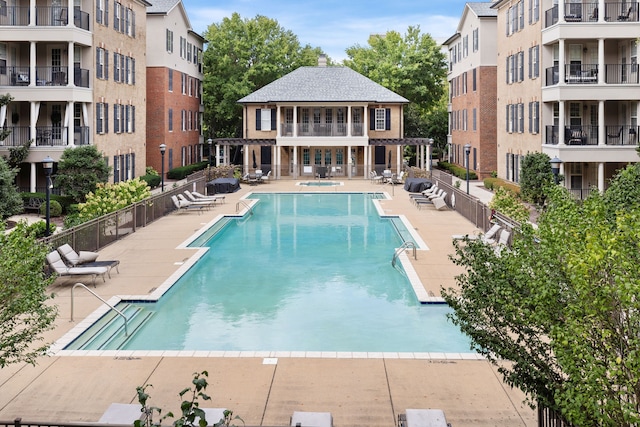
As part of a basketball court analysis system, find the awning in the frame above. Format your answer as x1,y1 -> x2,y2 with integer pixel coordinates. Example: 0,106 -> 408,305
369,138 -> 432,146
213,138 -> 276,146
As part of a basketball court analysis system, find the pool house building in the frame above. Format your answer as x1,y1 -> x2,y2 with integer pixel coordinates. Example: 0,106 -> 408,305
216,56 -> 433,180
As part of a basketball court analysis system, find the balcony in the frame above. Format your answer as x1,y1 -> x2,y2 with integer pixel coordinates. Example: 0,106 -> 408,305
0,125 -> 90,147
545,63 -> 639,86
280,123 -> 365,137
545,124 -> 638,145
0,6 -> 90,30
0,65 -> 90,87
545,2 -> 639,27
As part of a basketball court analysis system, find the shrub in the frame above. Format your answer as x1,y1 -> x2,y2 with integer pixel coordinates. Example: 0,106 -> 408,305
78,178 -> 151,221
24,220 -> 56,238
167,162 -> 208,180
437,161 -> 478,180
145,166 -> 159,176
483,178 -> 521,195
139,173 -> 161,188
39,200 -> 62,217
489,186 -> 530,223
20,193 -> 73,213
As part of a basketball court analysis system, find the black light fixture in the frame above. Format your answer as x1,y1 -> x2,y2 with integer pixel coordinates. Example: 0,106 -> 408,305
464,143 -> 471,194
42,156 -> 54,237
207,138 -> 213,166
550,156 -> 562,185
159,144 -> 166,192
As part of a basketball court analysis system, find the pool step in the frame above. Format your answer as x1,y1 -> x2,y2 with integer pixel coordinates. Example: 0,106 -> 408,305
65,304 -> 152,351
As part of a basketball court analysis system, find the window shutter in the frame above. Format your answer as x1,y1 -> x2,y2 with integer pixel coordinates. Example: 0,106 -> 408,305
506,57 -> 509,83
132,58 -> 135,84
131,153 -> 135,178
105,103 -> 109,133
113,53 -> 118,82
113,155 -> 119,183
132,106 -> 135,132
120,154 -> 125,182
519,51 -> 524,81
255,109 -> 261,130
132,11 -> 135,38
113,1 -> 117,29
535,102 -> 540,133
528,102 -> 532,132
505,105 -> 509,132
528,47 -> 532,78
105,0 -> 108,25
385,108 -> 391,130
105,51 -> 109,79
271,108 -> 276,130
529,0 -> 532,23
369,108 -> 375,130
113,104 -> 118,133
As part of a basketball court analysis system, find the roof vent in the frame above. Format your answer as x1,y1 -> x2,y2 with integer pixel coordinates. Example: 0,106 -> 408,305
318,54 -> 327,67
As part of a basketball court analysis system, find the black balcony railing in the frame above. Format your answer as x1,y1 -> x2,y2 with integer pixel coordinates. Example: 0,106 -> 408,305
545,125 -> 638,146
604,63 -> 640,84
0,66 -> 89,87
546,66 -> 559,86
545,2 -> 639,26
0,6 -> 89,29
74,126 -> 90,145
35,66 -> 68,86
565,63 -> 598,84
280,123 -> 364,137
544,64 -> 639,86
34,126 -> 69,146
0,126 -> 30,147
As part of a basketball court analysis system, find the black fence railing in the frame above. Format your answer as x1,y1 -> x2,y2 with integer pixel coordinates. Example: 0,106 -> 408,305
545,2 -> 639,26
538,406 -> 575,427
41,178 -> 206,252
545,125 -> 638,146
2,419 -> 279,427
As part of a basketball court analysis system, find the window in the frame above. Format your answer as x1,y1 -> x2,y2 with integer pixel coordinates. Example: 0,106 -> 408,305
473,108 -> 477,131
125,7 -> 134,37
472,68 -> 477,91
472,28 -> 479,52
529,101 -> 539,134
529,0 -> 540,23
96,102 -> 108,134
114,52 -> 120,82
261,108 -> 271,130
114,104 -> 120,133
462,72 -> 467,94
168,69 -> 173,91
0,43 -> 6,75
114,2 -> 120,31
96,47 -> 108,79
125,104 -> 134,133
375,108 -> 386,131
518,103 -> 525,133
529,45 -> 539,78
255,108 -> 276,131
181,109 -> 186,131
181,72 -> 186,94
166,29 -> 173,53
96,0 -> 108,25
463,35 -> 468,57
168,108 -> 173,131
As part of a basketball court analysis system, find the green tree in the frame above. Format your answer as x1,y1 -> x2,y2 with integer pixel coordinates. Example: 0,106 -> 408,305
203,13 -> 324,138
78,178 -> 151,221
344,26 -> 447,137
488,186 -> 530,223
443,167 -> 640,426
0,221 -> 58,367
0,156 -> 23,218
519,152 -> 554,205
55,145 -> 110,203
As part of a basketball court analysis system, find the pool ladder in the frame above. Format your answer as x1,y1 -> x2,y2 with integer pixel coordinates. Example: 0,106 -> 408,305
235,200 -> 254,215
391,241 -> 417,269
71,283 -> 129,336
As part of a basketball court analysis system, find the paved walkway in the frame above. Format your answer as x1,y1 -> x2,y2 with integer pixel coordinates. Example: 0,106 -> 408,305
0,179 -> 535,427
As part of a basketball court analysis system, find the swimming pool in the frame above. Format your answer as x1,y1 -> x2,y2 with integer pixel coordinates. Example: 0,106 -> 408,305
296,181 -> 343,186
61,193 -> 472,354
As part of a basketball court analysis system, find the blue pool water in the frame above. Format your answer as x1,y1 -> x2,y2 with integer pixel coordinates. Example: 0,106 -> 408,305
66,193 -> 471,353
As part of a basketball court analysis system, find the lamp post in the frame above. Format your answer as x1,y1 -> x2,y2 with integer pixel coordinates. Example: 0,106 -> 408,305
159,144 -> 166,192
550,156 -> 562,185
42,156 -> 54,237
207,138 -> 213,166
199,139 -> 204,162
464,143 -> 471,194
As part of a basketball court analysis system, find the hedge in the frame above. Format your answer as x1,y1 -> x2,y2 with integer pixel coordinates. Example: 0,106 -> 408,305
483,177 -> 521,195
20,192 -> 74,213
437,161 -> 478,180
167,161 -> 209,180
140,173 -> 161,188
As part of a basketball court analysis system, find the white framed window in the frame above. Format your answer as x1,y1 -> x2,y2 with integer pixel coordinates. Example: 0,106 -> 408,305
96,102 -> 108,134
125,8 -> 133,37
168,108 -> 173,131
472,28 -> 478,52
166,29 -> 173,53
181,109 -> 186,131
114,52 -> 120,82
260,108 -> 271,131
96,47 -> 108,79
463,35 -> 468,57
114,104 -> 121,133
181,72 -> 186,94
375,108 -> 386,131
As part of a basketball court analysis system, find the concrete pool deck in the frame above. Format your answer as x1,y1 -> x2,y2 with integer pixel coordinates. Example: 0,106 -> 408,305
0,179 -> 537,427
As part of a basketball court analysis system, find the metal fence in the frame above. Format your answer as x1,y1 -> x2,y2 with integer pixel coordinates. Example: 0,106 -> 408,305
538,406 -> 575,427
41,177 -> 206,252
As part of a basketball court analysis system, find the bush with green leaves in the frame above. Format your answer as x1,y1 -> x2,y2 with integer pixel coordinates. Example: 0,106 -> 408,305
0,156 -> 23,218
39,199 -> 62,217
140,174 -> 161,188
146,166 -> 159,176
0,220 -> 58,367
488,186 -> 530,224
520,152 -> 554,206
437,161 -> 478,180
167,162 -> 208,180
135,371 -> 243,427
54,145 -> 110,203
25,220 -> 56,238
78,178 -> 151,221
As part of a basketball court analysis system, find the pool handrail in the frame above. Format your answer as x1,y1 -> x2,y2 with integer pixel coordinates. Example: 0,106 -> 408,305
71,283 -> 129,336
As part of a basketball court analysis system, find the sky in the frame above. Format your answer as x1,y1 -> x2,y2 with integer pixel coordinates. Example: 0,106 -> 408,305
180,0 -> 471,61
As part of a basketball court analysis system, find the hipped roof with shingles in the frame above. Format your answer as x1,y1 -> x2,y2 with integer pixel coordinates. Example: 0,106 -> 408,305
238,66 -> 409,104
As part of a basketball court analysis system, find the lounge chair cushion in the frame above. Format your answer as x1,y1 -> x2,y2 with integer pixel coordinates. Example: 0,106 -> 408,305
98,403 -> 143,424
405,409 -> 448,427
57,243 -> 99,266
291,411 -> 333,427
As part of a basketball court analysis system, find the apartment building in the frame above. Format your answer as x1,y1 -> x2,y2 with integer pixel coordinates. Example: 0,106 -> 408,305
0,0 -> 150,190
539,0 -> 639,196
492,0 -> 544,184
146,0 -> 204,175
444,2 -> 498,179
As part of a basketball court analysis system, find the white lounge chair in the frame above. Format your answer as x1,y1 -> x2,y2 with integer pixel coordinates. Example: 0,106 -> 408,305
399,409 -> 449,427
46,250 -> 108,286
192,191 -> 225,203
171,195 -> 205,214
56,243 -> 98,266
290,411 -> 333,427
261,170 -> 272,182
177,193 -> 213,209
98,403 -> 143,424
184,190 -> 223,205
452,223 -> 502,244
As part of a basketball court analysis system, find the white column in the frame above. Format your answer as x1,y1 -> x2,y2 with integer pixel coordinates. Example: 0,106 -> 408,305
598,38 -> 604,84
426,145 -> 431,171
276,106 -> 281,137
598,101 -> 605,145
347,106 -> 352,137
273,145 -> 279,179
559,0 -> 565,22
598,162 -> 605,193
347,145 -> 352,179
30,162 -> 36,192
68,41 -> 74,86
559,100 -> 566,145
598,0 -> 604,22
396,145 -> 401,173
29,41 -> 36,86
67,101 -> 74,146
216,144 -> 221,166
30,101 -> 38,146
292,146 -> 298,179
558,39 -> 566,84
29,0 -> 35,26
243,145 -> 248,174
293,106 -> 298,137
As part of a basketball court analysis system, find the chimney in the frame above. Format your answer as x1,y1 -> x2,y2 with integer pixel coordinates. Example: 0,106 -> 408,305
318,54 -> 327,67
